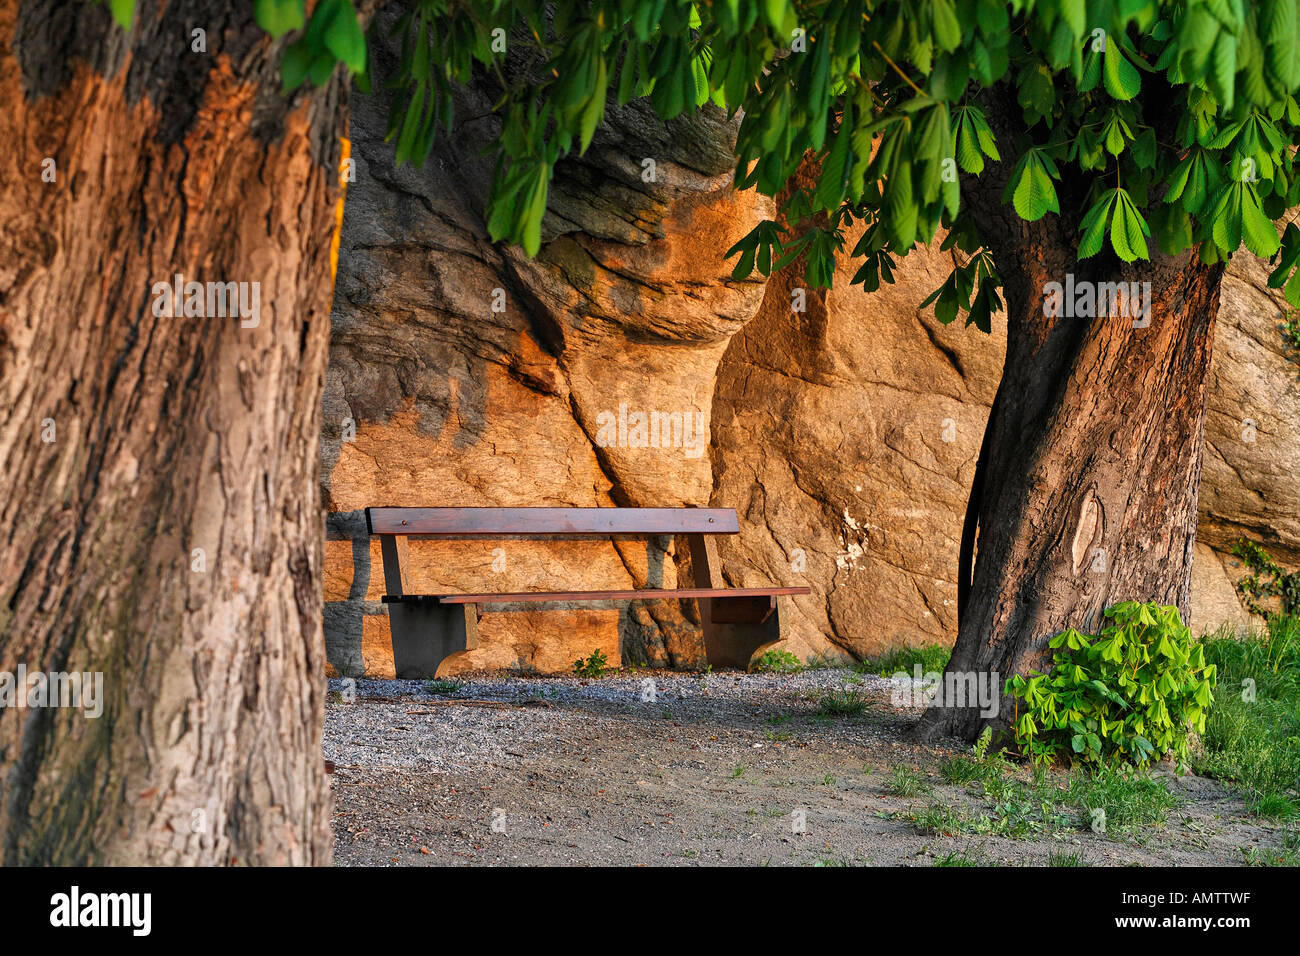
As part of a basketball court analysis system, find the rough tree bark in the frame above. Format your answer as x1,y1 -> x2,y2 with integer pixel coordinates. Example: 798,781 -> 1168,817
916,91 -> 1225,743
0,2 -> 345,863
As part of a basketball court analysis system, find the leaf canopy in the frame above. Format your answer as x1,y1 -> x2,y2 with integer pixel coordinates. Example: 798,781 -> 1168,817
241,1 -> 1300,323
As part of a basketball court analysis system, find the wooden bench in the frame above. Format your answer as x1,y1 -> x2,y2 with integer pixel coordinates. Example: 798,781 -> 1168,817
365,506 -> 810,677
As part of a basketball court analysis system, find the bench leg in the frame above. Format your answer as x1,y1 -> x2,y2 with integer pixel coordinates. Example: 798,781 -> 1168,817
388,602 -> 479,678
699,595 -> 783,670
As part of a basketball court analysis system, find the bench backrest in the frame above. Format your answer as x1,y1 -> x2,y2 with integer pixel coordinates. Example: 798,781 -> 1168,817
365,507 -> 739,536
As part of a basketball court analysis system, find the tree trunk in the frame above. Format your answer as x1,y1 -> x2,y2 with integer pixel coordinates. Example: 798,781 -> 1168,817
916,224 -> 1225,742
0,2 -> 344,864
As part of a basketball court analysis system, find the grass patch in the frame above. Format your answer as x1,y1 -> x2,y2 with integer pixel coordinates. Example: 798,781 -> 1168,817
901,767 -> 1172,840
1064,768 -> 1177,831
815,687 -> 869,718
933,850 -> 982,866
898,732 -> 1175,841
884,765 -> 931,797
1241,831 -> 1300,866
1192,617 -> 1300,815
856,642 -> 952,677
423,679 -> 462,695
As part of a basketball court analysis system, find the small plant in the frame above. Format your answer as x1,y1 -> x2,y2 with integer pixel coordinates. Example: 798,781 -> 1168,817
885,765 -> 931,797
934,851 -> 981,866
731,764 -> 747,779
1280,307 -> 1300,367
1007,602 -> 1217,768
1232,539 -> 1300,622
572,649 -> 611,678
909,803 -> 968,836
1047,851 -> 1085,867
754,648 -> 804,673
940,728 -> 1004,786
940,756 -> 982,785
816,687 -> 868,718
1252,793 -> 1299,821
1241,832 -> 1300,867
423,679 -> 462,695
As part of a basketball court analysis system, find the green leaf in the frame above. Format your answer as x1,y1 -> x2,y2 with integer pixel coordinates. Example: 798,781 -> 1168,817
108,0 -> 134,29
255,0 -> 305,39
280,40 -> 312,93
323,0 -> 367,74
1103,44 -> 1140,100
932,0 -> 962,52
578,57 -> 608,153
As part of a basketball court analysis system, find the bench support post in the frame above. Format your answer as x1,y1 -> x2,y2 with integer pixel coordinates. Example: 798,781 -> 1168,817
379,534 -> 479,677
389,602 -> 480,678
686,531 -> 785,669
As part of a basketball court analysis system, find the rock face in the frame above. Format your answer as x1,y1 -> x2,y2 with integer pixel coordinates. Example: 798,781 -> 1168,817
324,71 -> 1298,676
709,239 -> 1299,657
323,43 -> 775,676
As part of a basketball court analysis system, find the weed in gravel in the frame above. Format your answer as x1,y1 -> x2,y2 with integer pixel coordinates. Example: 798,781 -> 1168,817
1252,793 -> 1298,820
885,765 -> 931,797
1048,851 -> 1086,866
1241,831 -> 1300,866
753,649 -> 804,673
933,850 -> 982,866
1064,767 -> 1177,831
816,687 -> 868,717
911,804 -> 971,835
423,679 -> 462,695
900,731 -> 1175,840
572,649 -> 611,678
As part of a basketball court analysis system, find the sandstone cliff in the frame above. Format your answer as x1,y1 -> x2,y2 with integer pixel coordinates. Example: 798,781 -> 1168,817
324,69 -> 1298,677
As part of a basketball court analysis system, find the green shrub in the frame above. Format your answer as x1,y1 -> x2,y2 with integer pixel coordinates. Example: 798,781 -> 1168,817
572,649 -> 611,678
1007,603 -> 1216,768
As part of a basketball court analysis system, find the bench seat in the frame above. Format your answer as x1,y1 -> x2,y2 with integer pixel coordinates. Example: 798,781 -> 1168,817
366,506 -> 809,676
382,586 -> 808,604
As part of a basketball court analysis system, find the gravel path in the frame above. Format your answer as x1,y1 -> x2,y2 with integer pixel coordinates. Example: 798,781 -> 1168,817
324,669 -> 1290,866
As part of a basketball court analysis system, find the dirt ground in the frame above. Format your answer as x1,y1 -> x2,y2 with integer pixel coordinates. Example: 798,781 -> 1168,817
324,669 -> 1291,866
